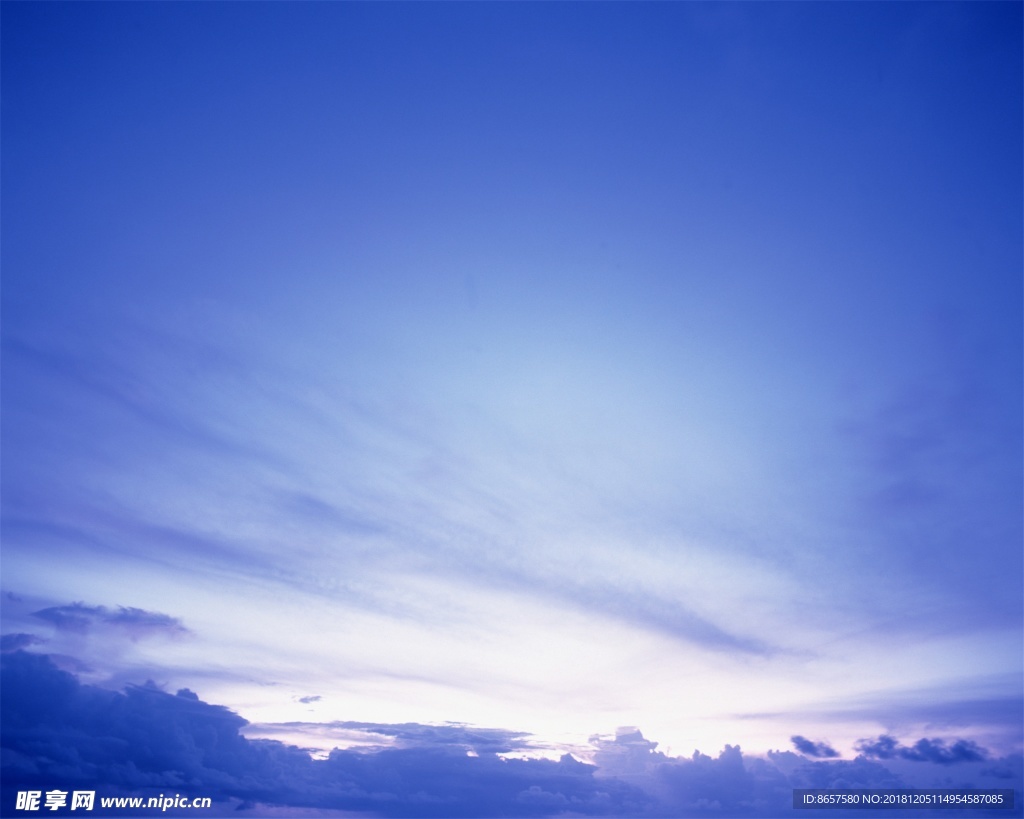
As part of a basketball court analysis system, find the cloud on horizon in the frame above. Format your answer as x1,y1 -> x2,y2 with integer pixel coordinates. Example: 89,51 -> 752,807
736,677 -> 1024,754
854,734 -> 989,765
3,651 -> 1019,818
791,735 -> 839,759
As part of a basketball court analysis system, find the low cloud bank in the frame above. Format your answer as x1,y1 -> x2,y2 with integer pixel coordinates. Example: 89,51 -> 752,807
854,735 -> 989,765
2,651 -> 1020,817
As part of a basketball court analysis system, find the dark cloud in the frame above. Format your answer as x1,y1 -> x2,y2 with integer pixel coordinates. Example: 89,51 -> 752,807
0,652 -> 642,817
298,695 -> 322,704
790,735 -> 839,758
1,651 -> 305,810
317,747 -> 646,817
786,756 -> 904,791
854,734 -> 989,765
0,633 -> 44,653
31,603 -> 190,640
31,602 -> 99,633
3,653 -> 1019,818
855,734 -> 900,760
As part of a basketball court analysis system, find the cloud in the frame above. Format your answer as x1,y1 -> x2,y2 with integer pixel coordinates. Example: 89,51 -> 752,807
588,730 -> 796,815
298,696 -> 322,704
855,734 -> 900,760
31,603 -> 191,640
736,677 -> 1024,752
3,652 -> 1020,818
783,756 -> 904,791
31,602 -> 99,633
790,735 -> 839,758
854,734 -> 989,765
330,722 -> 532,754
317,747 -> 647,817
0,633 -> 44,653
246,720 -> 537,757
0,651 -> 644,816
1,650 -> 299,801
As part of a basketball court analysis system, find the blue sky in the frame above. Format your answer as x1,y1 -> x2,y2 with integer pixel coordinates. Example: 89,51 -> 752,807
2,3 -> 1021,816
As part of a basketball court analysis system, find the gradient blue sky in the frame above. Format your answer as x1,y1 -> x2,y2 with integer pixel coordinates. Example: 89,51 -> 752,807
2,2 -> 1022,815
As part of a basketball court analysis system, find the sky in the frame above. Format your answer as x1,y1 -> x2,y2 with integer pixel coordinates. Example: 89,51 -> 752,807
2,2 -> 1022,817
